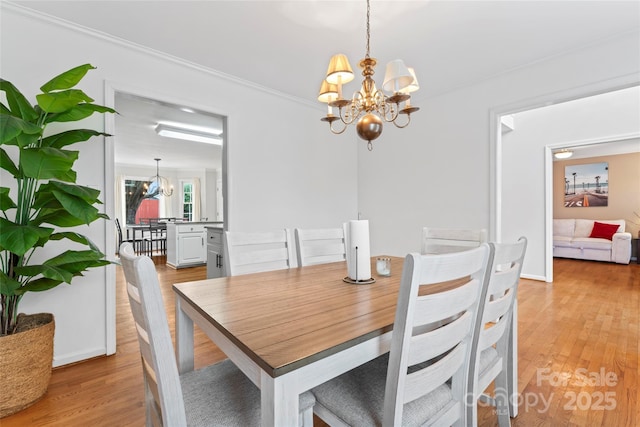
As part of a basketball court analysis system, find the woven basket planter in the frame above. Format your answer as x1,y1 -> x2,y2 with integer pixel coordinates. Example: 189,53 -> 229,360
0,313 -> 54,418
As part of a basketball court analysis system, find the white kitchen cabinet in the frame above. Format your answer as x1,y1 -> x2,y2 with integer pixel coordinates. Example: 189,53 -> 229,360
206,226 -> 225,278
167,222 -> 221,268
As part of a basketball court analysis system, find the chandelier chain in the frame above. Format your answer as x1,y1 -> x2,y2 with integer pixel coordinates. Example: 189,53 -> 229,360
365,0 -> 371,58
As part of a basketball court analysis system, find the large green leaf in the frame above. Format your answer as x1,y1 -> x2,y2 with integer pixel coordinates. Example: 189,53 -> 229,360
32,186 -> 107,225
42,129 -> 107,149
36,89 -> 94,114
16,251 -> 109,289
14,264 -> 74,284
16,278 -> 63,294
44,103 -> 115,124
30,189 -> 58,211
40,64 -> 95,93
0,218 -> 53,256
15,132 -> 41,149
49,231 -> 102,252
46,249 -> 106,266
0,79 -> 38,121
20,147 -> 78,181
51,190 -> 99,225
35,181 -> 102,207
0,270 -> 22,296
33,209 -> 95,227
0,114 -> 42,145
17,254 -> 111,294
0,148 -> 19,177
0,187 -> 16,211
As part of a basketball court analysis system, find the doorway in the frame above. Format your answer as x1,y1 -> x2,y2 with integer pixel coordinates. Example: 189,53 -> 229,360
491,81 -> 640,283
103,83 -> 228,354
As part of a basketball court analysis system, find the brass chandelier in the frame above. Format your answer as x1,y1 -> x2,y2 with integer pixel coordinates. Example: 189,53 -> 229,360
318,0 -> 420,150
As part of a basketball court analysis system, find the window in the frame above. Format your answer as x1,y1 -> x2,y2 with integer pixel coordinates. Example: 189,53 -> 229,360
182,181 -> 194,222
124,178 -> 159,225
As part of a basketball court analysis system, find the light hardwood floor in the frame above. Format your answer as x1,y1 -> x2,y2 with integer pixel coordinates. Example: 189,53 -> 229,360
2,256 -> 638,426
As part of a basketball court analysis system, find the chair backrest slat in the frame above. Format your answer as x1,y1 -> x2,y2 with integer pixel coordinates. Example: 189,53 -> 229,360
413,278 -> 481,326
422,227 -> 488,254
404,340 -> 466,403
224,229 -> 296,276
295,228 -> 346,267
407,310 -> 474,366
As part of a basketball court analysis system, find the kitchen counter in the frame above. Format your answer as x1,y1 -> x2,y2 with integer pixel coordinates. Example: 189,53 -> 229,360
204,224 -> 224,229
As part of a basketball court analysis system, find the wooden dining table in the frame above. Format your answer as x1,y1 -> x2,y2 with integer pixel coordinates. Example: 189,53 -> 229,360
173,256 -> 518,426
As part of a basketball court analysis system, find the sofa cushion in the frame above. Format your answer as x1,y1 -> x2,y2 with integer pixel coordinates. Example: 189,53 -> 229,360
589,221 -> 621,240
553,236 -> 574,248
570,237 -> 613,251
574,219 -> 596,237
553,219 -> 575,237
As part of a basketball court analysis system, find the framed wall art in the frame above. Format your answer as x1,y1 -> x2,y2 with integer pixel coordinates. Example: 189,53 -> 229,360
564,162 -> 608,207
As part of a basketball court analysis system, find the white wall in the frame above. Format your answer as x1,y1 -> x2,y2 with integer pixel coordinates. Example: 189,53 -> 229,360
358,31 -> 640,279
1,6 -> 357,365
502,87 -> 640,278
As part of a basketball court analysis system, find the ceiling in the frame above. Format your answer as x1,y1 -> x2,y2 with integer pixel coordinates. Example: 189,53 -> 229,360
12,0 -> 640,100
553,138 -> 640,161
114,93 -> 223,170
8,1 -> 640,168
12,1 -> 640,102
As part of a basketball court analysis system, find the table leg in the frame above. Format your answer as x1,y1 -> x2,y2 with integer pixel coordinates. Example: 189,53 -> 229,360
260,371 -> 299,427
175,297 -> 194,373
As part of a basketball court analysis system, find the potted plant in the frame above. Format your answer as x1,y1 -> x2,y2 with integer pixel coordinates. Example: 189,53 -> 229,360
0,64 -> 115,417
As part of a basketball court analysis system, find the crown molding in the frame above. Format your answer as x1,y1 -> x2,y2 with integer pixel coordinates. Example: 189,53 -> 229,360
2,1 -> 319,109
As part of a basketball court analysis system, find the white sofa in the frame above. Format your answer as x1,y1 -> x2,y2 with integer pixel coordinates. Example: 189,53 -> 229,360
553,219 -> 631,264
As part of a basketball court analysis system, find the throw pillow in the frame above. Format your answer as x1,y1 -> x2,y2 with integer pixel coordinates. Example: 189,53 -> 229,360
589,221 -> 620,240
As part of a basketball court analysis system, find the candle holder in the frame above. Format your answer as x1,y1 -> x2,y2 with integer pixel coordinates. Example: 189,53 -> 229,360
376,257 -> 391,276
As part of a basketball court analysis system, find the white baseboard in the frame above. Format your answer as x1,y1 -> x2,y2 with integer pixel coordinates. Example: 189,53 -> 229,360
53,347 -> 107,368
521,273 -> 547,282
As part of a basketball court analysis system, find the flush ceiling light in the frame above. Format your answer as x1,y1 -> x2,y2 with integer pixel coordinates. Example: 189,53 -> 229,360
155,123 -> 222,145
317,0 -> 419,150
554,149 -> 573,159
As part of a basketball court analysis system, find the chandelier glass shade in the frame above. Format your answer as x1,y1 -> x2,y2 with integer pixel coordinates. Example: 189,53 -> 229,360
318,0 -> 420,150
146,158 -> 173,198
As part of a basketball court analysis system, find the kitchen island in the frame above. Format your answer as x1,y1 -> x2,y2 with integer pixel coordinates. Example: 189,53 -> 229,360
166,221 -> 223,269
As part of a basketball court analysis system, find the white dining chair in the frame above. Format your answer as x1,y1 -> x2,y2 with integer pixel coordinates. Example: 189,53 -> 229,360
118,242 -> 315,426
223,229 -> 296,276
295,227 -> 346,267
421,227 -> 488,254
312,244 -> 494,426
468,237 -> 527,427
